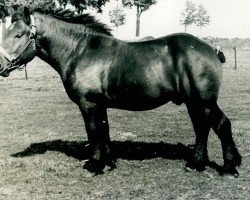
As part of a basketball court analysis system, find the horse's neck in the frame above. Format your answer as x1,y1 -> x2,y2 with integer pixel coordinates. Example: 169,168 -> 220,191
35,14 -> 86,78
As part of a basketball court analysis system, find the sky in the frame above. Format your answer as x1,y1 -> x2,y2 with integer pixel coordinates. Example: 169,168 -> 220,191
1,0 -> 250,40
87,0 -> 250,40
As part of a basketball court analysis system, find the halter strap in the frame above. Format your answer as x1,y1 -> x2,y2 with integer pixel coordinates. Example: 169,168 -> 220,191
30,15 -> 36,37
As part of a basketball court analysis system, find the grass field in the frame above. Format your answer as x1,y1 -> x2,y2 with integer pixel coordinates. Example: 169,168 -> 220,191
0,48 -> 249,199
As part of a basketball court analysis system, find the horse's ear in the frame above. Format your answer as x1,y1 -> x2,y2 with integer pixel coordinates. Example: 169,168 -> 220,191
23,6 -> 31,25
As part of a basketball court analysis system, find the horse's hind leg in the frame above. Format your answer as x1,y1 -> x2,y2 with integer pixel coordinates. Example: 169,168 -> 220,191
78,100 -> 115,174
186,103 -> 211,171
208,103 -> 241,176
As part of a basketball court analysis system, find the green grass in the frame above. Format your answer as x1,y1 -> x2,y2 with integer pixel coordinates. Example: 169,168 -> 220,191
0,52 -> 249,199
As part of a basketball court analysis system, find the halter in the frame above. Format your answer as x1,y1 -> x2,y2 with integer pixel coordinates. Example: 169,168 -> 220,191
0,15 -> 37,73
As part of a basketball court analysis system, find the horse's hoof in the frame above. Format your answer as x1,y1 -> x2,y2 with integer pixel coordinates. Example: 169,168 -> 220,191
106,160 -> 117,171
185,165 -> 194,173
83,159 -> 104,175
222,165 -> 240,178
234,172 -> 239,178
225,146 -> 242,168
185,160 -> 206,172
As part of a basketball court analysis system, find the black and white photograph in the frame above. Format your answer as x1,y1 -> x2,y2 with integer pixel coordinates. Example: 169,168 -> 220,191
0,0 -> 249,199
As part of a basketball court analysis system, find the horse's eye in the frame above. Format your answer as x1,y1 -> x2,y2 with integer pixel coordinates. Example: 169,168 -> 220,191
15,35 -> 21,38
15,32 -> 22,38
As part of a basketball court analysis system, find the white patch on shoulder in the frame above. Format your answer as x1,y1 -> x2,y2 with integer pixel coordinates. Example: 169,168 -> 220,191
190,45 -> 194,49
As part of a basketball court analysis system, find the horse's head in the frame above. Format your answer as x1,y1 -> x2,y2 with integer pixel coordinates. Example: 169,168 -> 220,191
0,7 -> 36,77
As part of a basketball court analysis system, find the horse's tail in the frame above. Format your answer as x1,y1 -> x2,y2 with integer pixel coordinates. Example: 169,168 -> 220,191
217,51 -> 226,63
215,47 -> 226,63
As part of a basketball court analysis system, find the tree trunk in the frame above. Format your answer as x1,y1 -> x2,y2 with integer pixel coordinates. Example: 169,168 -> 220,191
199,25 -> 202,38
1,21 -> 6,44
136,6 -> 141,37
0,22 -> 1,44
184,25 -> 187,33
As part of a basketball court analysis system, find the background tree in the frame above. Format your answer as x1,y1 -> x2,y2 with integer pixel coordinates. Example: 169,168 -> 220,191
195,4 -> 210,36
180,0 -> 196,33
0,0 -> 55,42
122,0 -> 157,37
57,0 -> 110,13
108,5 -> 126,31
58,0 -> 68,9
0,0 -> 8,20
0,0 -> 8,41
4,0 -> 55,10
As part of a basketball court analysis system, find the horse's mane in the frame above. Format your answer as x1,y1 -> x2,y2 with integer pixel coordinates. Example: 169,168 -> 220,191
34,8 -> 112,36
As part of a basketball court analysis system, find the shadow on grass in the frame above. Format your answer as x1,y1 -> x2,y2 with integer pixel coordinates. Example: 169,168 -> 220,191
11,140 -> 223,174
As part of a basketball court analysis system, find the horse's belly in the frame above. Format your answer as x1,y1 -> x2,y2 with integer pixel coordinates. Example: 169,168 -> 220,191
105,64 -> 176,110
111,101 -> 171,111
107,86 -> 173,111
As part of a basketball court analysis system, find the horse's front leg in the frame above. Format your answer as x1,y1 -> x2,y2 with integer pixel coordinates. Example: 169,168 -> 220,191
79,99 -> 115,174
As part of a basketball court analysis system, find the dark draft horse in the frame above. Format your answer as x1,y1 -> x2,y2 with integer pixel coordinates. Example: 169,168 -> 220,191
0,7 -> 241,176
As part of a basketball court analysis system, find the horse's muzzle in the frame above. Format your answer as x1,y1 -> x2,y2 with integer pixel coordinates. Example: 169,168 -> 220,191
0,64 -> 10,77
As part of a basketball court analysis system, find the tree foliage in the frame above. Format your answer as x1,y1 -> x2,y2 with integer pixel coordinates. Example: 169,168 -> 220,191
195,4 -> 210,29
0,0 -> 55,19
5,0 -> 55,10
122,0 -> 156,14
57,0 -> 110,13
108,5 -> 126,28
180,1 -> 210,34
0,0 -> 8,21
179,0 -> 196,33
57,0 -> 67,9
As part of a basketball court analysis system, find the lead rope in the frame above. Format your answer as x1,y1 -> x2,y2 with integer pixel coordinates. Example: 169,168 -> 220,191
15,64 -> 28,79
24,64 -> 28,80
